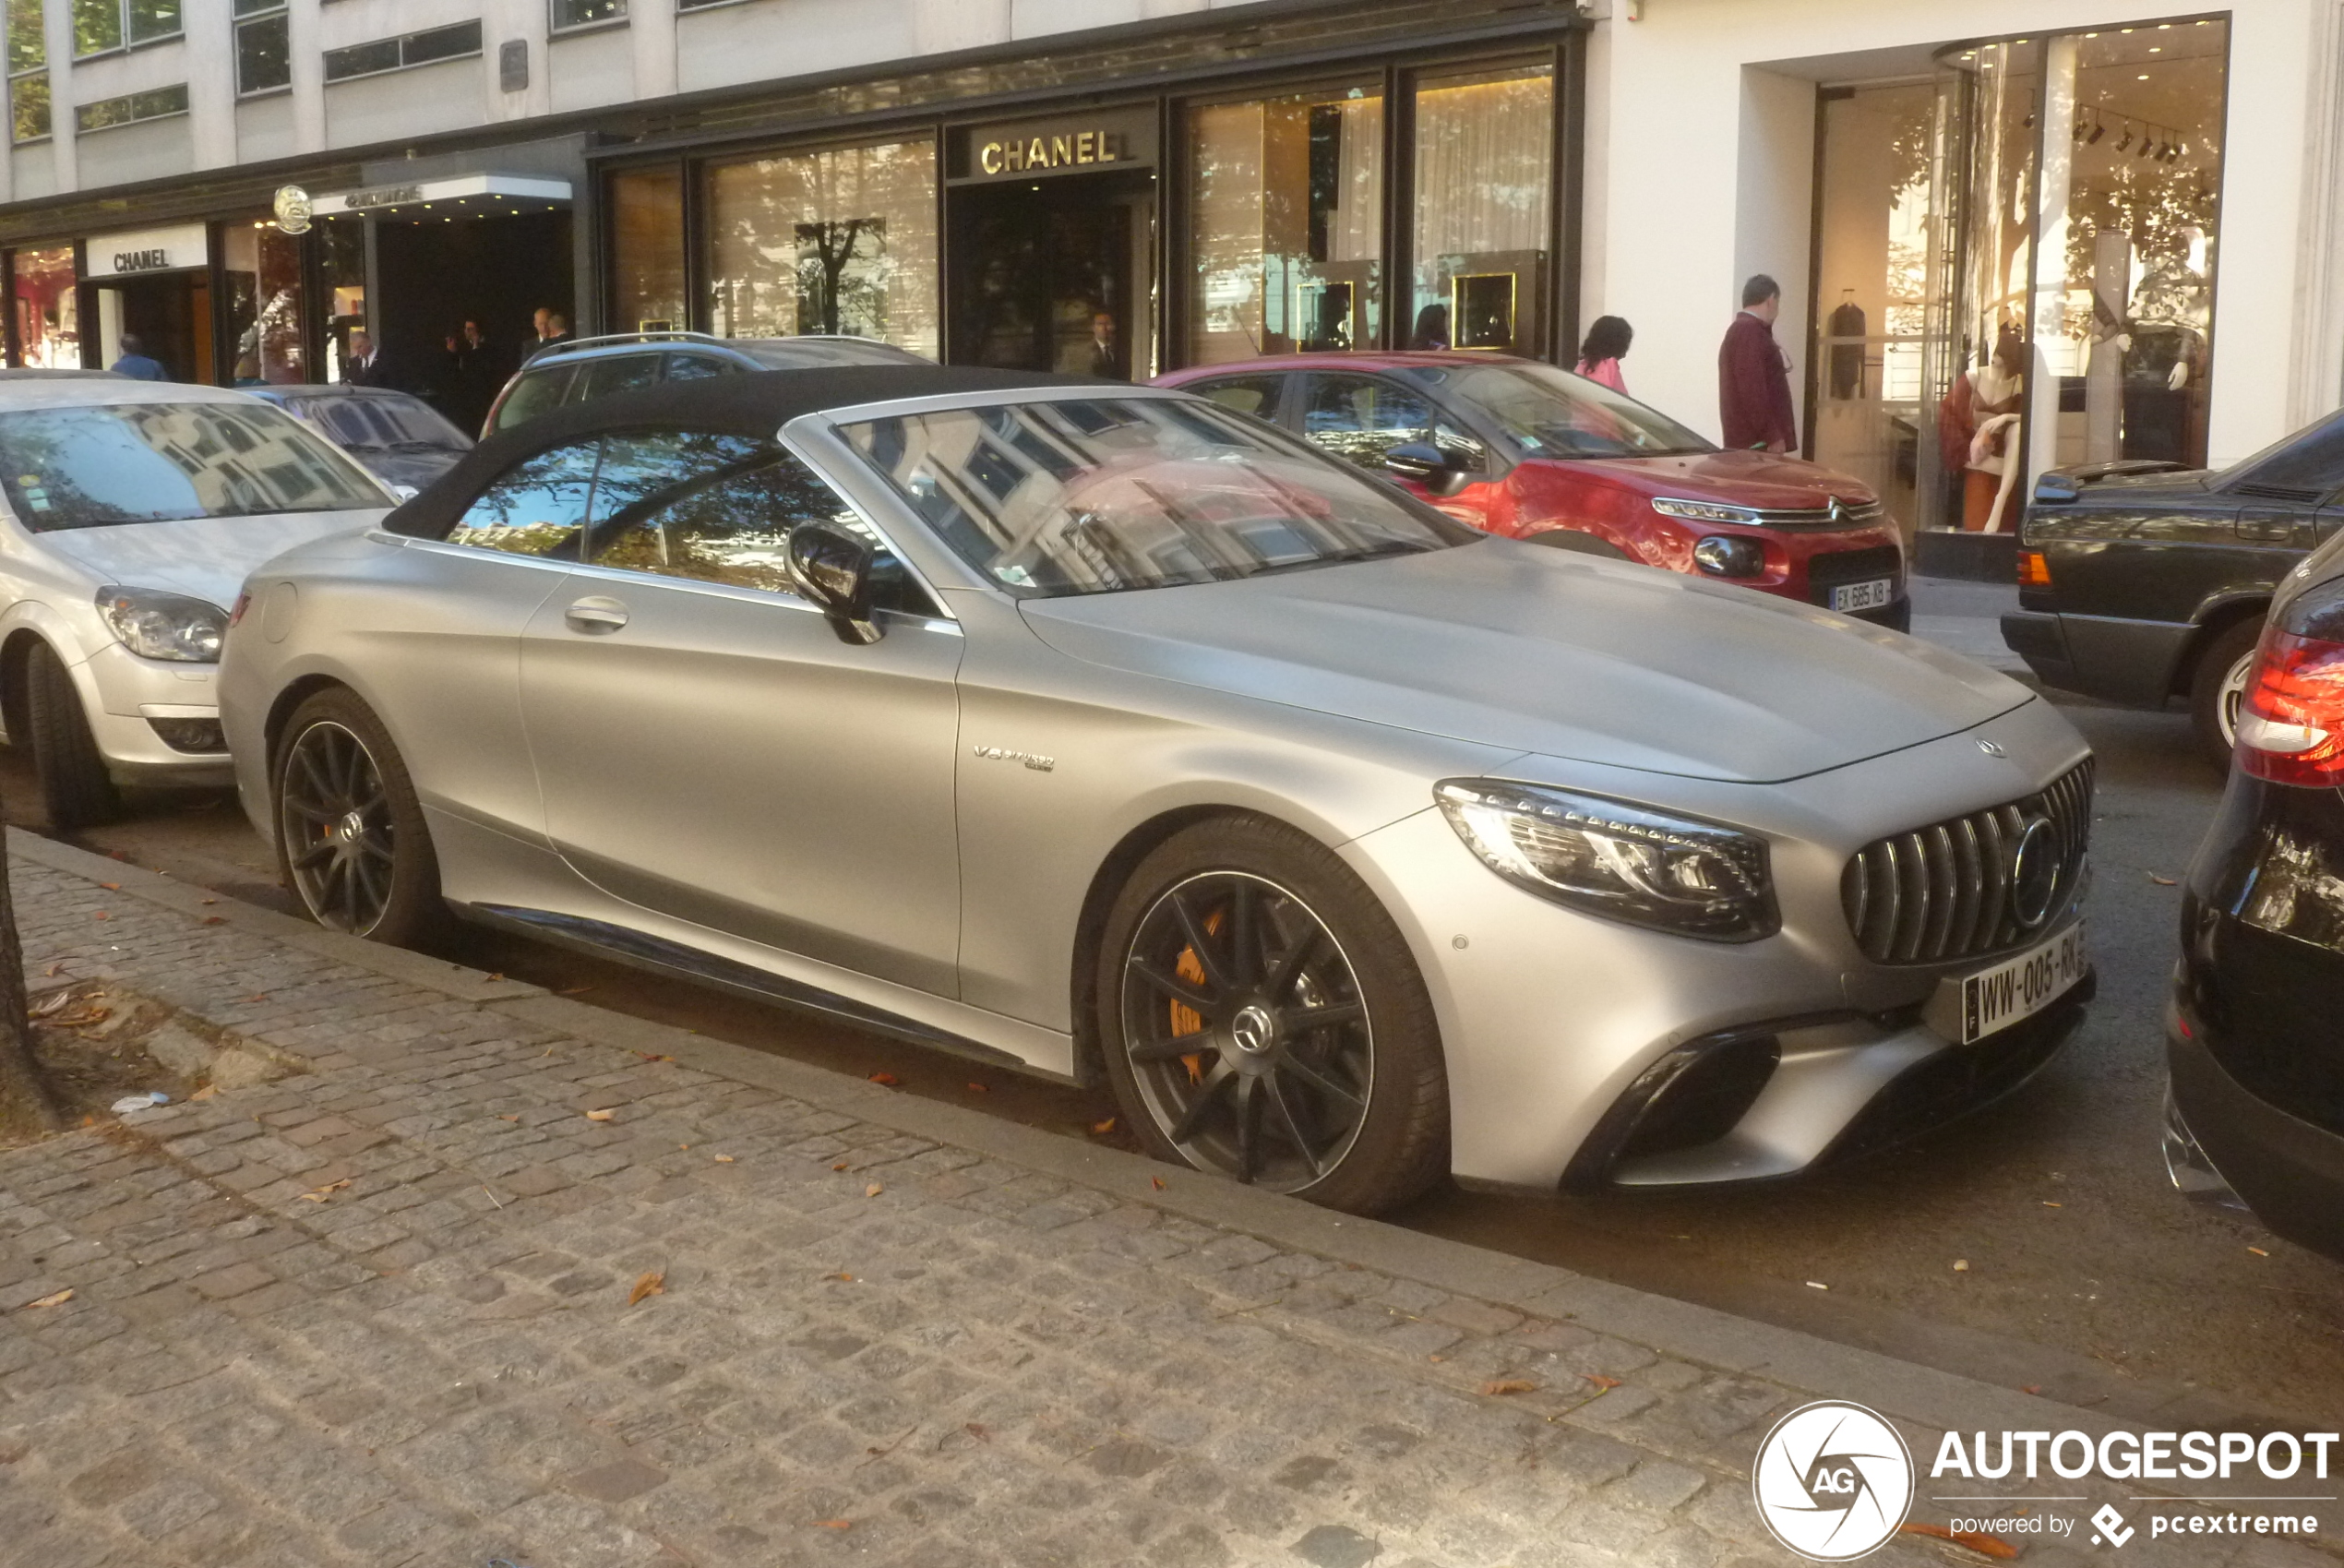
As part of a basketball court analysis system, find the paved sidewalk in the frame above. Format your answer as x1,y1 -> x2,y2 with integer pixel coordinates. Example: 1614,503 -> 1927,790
0,832 -> 2331,1568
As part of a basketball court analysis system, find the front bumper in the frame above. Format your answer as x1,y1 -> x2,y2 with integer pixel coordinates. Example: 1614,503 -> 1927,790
1340,700 -> 2094,1191
74,642 -> 234,788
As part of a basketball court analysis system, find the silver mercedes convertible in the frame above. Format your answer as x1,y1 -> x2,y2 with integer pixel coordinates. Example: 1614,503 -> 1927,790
220,365 -> 2095,1214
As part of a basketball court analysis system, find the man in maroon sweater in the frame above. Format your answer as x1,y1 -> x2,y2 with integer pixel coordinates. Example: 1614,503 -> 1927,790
1718,274 -> 1797,452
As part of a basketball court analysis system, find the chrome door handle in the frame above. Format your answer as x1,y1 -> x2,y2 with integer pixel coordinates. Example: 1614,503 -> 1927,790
564,596 -> 628,634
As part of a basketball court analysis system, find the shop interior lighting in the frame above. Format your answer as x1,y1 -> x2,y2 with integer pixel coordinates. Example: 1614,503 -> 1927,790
2116,122 -> 2134,151
2086,112 -> 2107,144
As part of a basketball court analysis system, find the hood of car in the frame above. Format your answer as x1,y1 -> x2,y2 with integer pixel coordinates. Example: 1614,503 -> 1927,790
35,510 -> 387,610
1549,449 -> 1877,511
349,448 -> 467,492
1019,540 -> 2029,784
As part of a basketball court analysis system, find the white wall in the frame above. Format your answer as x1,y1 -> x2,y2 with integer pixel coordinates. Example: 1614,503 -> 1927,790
1588,0 -> 2326,466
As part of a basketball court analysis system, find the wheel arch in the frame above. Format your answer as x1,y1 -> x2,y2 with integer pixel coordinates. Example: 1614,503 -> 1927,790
2171,594 -> 2269,696
261,673 -> 359,779
1067,803 -> 1301,1086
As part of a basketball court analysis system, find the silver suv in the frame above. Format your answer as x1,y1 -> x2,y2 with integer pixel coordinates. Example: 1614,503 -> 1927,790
481,330 -> 928,438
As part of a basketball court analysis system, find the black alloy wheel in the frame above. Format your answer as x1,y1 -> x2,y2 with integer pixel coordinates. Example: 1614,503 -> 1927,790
273,688 -> 447,946
1098,816 -> 1448,1215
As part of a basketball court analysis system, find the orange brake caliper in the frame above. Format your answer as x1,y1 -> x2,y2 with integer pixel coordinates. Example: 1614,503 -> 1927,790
1168,909 -> 1223,1086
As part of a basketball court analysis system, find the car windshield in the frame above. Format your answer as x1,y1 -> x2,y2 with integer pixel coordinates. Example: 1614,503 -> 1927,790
841,396 -> 1468,597
0,401 -> 388,531
285,393 -> 470,454
1403,361 -> 1713,461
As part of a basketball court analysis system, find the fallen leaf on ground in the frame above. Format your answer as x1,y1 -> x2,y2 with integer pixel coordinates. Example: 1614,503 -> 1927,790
1479,1379 -> 1538,1396
199,897 -> 217,905
628,1270 -> 665,1306
498,1114 -> 520,1122
300,1179 -> 351,1203
190,1085 -> 219,1102
583,1108 -> 616,1122
868,1071 -> 900,1087
2248,1246 -> 2269,1257
484,973 -> 504,982
99,882 -> 119,891
814,1519 -> 852,1530
244,994 -> 269,1002
41,964 -> 62,977
828,1273 -> 855,1282
831,1161 -> 850,1171
1899,1522 -> 2017,1559
1428,1355 -> 1444,1363
1583,1373 -> 1623,1391
200,916 -> 226,926
1089,1117 -> 1117,1135
2148,873 -> 2177,885
713,1155 -> 735,1163
93,912 -> 109,922
1151,1177 -> 1166,1191
29,990 -> 75,1018
634,1051 -> 672,1062
963,1421 -> 989,1442
964,1082 -> 987,1094
22,1288 -> 72,1310
1953,1259 -> 1970,1272
2042,1201 -> 2063,1208
1806,1281 -> 1829,1290
2022,1384 -> 2041,1394
558,986 -> 592,996
865,1183 -> 883,1198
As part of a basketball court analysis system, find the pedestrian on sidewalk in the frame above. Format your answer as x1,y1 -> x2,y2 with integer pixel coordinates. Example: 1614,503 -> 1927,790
1717,274 -> 1796,452
1574,315 -> 1633,395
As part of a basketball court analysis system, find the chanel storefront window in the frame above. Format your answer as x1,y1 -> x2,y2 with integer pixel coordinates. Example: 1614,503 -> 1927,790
705,138 -> 941,360
9,245 -> 76,367
1188,84 -> 1384,365
1410,63 -> 1554,357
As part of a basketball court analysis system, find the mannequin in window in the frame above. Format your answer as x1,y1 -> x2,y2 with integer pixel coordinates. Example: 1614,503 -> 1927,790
1963,335 -> 2026,532
1828,289 -> 1866,400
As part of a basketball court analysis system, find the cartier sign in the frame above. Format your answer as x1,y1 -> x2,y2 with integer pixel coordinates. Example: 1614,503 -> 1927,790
953,109 -> 1157,183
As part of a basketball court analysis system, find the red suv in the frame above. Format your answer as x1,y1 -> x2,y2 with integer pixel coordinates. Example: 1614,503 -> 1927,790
1155,353 -> 1909,629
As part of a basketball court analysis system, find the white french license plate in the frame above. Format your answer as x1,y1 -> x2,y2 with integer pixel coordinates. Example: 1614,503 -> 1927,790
1831,578 -> 1896,613
1959,922 -> 2088,1044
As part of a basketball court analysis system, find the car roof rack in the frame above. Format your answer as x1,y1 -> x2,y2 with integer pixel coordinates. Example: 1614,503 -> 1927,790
532,330 -> 726,359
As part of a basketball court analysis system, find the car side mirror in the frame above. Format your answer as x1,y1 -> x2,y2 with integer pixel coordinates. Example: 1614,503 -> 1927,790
389,484 -> 421,502
787,521 -> 884,645
1385,442 -> 1473,499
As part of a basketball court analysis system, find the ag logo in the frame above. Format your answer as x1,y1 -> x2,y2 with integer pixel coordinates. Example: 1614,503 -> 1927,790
1752,1400 -> 1915,1561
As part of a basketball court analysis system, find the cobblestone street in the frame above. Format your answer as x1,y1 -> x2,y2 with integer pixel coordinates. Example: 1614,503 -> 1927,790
0,834 -> 2331,1568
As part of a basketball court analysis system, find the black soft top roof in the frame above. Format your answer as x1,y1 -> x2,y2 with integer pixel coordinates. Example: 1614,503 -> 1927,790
386,364 -> 1111,540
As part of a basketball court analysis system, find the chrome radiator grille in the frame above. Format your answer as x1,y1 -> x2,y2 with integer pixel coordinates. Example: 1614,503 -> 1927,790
1840,760 -> 2095,964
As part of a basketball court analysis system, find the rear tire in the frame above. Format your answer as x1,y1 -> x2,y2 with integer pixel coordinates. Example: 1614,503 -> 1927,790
1095,815 -> 1448,1215
2189,617 -> 2263,772
25,641 -> 120,831
273,688 -> 448,946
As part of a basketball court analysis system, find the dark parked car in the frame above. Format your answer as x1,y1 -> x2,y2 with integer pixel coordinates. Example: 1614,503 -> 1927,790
2001,412 -> 2344,765
1156,353 -> 1911,629
483,330 -> 929,438
244,385 -> 472,494
2164,529 -> 2344,1262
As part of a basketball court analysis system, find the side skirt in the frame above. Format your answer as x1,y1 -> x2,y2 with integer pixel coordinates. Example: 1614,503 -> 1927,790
457,902 -> 1074,1083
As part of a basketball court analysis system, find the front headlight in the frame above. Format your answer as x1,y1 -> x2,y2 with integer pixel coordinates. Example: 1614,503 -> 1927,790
1652,497 -> 1762,525
1435,779 -> 1778,942
96,586 -> 227,663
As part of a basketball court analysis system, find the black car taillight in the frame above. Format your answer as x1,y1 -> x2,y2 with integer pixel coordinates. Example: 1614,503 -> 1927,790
2237,622 -> 2344,786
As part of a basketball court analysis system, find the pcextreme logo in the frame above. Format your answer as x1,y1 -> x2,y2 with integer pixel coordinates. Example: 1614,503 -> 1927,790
1752,1401 -> 1916,1562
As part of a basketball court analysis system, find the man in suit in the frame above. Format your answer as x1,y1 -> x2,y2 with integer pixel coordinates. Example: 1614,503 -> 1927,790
1717,274 -> 1798,453
1087,312 -> 1118,379
342,330 -> 388,387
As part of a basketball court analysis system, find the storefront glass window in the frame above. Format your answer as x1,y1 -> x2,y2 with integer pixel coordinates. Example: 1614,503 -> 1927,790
11,245 -> 77,368
1187,85 -> 1383,365
609,166 -> 686,332
1410,63 -> 1551,356
223,221 -> 305,385
318,215 -> 365,383
705,138 -> 939,359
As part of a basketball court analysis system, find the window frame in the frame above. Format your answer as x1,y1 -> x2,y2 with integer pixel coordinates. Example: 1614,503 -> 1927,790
73,81 -> 188,134
323,19 -> 484,85
549,0 -> 628,36
70,0 -> 181,59
7,0 -> 45,142
233,0 -> 289,98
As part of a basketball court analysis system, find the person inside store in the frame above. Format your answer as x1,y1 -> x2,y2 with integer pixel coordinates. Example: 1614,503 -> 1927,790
529,305 -> 555,354
1963,332 -> 2027,532
1088,312 -> 1119,378
1574,316 -> 1633,395
443,319 -> 499,431
342,330 -> 389,387
1408,304 -> 1450,350
1718,274 -> 1796,453
108,333 -> 167,382
528,313 -> 572,362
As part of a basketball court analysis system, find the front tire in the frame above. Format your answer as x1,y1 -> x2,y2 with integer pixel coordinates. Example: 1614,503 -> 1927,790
2189,617 -> 2263,772
273,688 -> 447,945
25,641 -> 120,831
1095,815 -> 1448,1215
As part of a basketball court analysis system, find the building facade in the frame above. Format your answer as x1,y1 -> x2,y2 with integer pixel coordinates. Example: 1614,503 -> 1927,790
0,0 -> 2337,557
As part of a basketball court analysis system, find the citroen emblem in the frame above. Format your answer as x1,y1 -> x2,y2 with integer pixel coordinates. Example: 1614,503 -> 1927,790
2008,816 -> 2063,928
1977,739 -> 2006,758
1827,497 -> 1846,525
